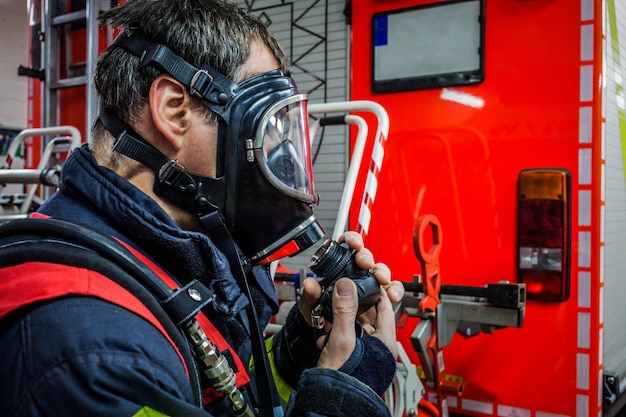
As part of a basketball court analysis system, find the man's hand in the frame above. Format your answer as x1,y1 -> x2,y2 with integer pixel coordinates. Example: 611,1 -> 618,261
316,277 -> 398,369
298,231 -> 405,364
299,232 -> 404,321
298,232 -> 404,340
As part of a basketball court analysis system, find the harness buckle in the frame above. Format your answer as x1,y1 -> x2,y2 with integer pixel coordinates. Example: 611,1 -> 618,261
158,160 -> 185,184
158,160 -> 197,193
190,69 -> 212,97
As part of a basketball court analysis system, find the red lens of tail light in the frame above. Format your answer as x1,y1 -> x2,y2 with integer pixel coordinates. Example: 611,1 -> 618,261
517,169 -> 570,301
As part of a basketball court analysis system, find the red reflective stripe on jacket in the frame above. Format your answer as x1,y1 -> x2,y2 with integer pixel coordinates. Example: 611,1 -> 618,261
0,261 -> 188,374
115,239 -> 252,404
22,213 -> 251,404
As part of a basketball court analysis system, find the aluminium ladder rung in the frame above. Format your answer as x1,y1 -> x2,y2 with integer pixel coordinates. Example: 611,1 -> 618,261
50,75 -> 89,90
51,10 -> 87,27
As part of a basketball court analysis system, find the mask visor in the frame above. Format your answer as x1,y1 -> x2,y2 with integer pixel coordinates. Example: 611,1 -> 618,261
254,94 -> 318,205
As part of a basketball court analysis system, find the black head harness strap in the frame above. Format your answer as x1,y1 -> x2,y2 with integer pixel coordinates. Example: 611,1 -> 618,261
98,105 -> 226,226
111,30 -> 239,122
96,31 -> 244,225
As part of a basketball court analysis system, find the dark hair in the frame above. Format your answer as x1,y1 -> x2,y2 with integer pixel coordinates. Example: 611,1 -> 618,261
92,0 -> 289,140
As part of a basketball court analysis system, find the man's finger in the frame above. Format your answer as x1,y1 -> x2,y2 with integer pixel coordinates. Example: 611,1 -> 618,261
316,278 -> 358,369
337,231 -> 364,250
384,280 -> 405,303
371,262 -> 391,286
372,288 -> 398,358
298,277 -> 323,325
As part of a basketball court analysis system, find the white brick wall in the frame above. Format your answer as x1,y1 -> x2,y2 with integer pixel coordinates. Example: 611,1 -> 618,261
0,0 -> 28,130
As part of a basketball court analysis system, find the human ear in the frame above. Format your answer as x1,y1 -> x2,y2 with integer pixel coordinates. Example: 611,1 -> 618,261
149,74 -> 190,152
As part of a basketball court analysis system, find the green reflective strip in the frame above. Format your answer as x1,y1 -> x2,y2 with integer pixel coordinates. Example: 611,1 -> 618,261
607,0 -> 626,185
249,335 -> 293,407
265,336 -> 294,406
132,406 -> 169,417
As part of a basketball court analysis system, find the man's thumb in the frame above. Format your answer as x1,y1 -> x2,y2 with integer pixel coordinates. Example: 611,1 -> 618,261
316,278 -> 359,368
332,278 -> 358,324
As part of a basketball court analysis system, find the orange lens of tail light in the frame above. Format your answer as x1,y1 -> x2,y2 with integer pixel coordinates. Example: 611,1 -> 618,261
517,169 -> 570,301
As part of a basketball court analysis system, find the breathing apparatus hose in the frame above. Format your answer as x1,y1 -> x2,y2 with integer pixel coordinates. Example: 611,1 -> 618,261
186,321 -> 255,417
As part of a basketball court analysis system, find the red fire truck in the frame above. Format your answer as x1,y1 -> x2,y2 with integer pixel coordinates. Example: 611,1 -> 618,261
347,0 -> 626,416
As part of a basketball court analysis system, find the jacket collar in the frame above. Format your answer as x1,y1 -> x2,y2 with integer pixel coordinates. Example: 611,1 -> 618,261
48,144 -> 279,315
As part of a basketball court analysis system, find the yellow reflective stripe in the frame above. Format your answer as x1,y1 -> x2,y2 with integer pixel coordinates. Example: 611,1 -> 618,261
248,335 -> 294,407
132,406 -> 169,417
265,335 -> 294,406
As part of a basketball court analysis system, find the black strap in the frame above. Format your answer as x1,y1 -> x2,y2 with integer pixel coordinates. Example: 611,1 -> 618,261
0,218 -> 208,407
162,280 -> 214,326
113,130 -> 169,173
199,215 -> 284,417
110,30 -> 239,122
98,105 -> 227,218
96,104 -> 159,168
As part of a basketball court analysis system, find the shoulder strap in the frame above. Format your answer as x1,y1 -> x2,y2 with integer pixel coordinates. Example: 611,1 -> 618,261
0,217 -> 210,407
200,214 -> 284,417
0,217 -> 257,413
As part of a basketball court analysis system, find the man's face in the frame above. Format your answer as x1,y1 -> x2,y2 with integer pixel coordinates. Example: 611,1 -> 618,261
178,40 -> 281,179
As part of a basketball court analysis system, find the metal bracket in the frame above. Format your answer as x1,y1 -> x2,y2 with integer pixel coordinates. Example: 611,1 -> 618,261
402,281 -> 526,375
385,342 -> 425,417
604,371 -> 620,407
436,300 -> 524,348
403,281 -> 526,348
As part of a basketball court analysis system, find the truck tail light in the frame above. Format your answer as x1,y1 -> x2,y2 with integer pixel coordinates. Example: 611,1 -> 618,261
517,169 -> 570,301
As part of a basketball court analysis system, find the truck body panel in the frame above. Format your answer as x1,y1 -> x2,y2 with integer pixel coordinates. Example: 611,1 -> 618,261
350,0 -> 625,415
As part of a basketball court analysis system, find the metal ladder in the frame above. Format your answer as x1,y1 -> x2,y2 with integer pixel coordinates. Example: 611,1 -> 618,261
13,1 -> 113,204
41,0 -> 113,135
0,126 -> 82,220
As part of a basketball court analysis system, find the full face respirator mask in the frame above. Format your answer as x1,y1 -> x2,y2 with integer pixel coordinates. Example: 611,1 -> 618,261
98,30 -> 324,265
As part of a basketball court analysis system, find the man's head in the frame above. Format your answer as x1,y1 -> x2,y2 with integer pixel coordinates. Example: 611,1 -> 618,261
91,0 -> 324,264
92,0 -> 288,150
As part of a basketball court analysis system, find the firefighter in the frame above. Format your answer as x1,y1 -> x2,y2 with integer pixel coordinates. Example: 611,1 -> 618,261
0,1 -> 403,416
